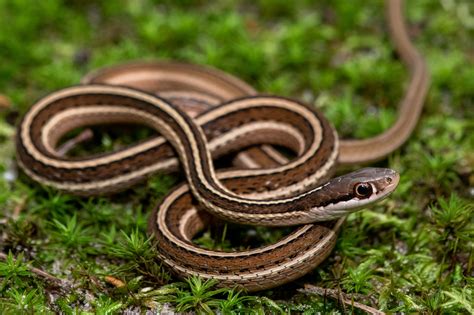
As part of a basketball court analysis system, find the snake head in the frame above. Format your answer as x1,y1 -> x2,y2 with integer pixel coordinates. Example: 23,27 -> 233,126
309,167 -> 400,221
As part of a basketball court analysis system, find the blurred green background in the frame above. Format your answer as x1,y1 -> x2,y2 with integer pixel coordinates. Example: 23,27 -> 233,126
0,0 -> 472,313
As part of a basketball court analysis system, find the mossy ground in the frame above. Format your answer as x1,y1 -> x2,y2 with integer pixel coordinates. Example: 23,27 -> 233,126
0,0 -> 472,313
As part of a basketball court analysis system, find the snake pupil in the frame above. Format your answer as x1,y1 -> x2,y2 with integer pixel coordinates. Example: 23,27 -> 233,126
355,183 -> 373,197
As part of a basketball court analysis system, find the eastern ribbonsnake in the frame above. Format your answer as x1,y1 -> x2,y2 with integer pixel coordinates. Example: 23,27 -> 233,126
15,0 -> 428,291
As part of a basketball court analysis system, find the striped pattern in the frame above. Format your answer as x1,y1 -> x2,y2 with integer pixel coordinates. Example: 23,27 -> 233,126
17,84 -> 399,292
16,0 -> 428,292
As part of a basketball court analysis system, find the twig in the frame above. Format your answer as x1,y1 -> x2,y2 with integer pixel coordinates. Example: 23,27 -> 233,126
56,129 -> 94,156
0,94 -> 11,109
0,252 -> 70,288
12,197 -> 26,220
299,284 -> 385,315
105,275 -> 126,288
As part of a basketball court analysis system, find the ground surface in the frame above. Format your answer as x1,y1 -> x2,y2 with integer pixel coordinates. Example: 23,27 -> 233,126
0,0 -> 472,313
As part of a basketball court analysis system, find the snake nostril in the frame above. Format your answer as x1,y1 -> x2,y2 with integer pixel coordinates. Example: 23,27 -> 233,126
386,177 -> 392,184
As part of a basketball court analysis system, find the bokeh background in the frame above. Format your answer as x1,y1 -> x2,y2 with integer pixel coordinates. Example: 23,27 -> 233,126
0,0 -> 472,313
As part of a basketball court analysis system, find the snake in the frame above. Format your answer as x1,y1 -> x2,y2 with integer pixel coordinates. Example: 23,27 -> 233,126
15,0 -> 428,291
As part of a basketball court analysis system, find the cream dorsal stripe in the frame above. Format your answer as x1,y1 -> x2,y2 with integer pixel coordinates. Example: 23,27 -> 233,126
18,87 -> 336,196
16,0 -> 428,294
17,84 -> 399,227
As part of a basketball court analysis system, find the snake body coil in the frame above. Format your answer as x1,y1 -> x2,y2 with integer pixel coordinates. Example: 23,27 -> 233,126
15,0 -> 428,291
16,85 -> 399,291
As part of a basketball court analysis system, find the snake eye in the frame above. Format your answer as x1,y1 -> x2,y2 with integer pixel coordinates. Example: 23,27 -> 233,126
354,182 -> 373,198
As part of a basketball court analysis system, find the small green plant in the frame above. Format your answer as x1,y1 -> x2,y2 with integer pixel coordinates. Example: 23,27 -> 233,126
106,228 -> 171,285
431,194 -> 473,263
108,228 -> 154,261
0,252 -> 32,291
50,213 -> 95,254
174,277 -> 227,313
31,189 -> 77,218
0,288 -> 48,314
218,289 -> 259,314
442,286 -> 473,314
431,194 -> 473,239
92,295 -> 124,315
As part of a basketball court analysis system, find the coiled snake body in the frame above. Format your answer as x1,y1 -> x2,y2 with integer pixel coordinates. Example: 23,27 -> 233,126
15,0 -> 428,291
